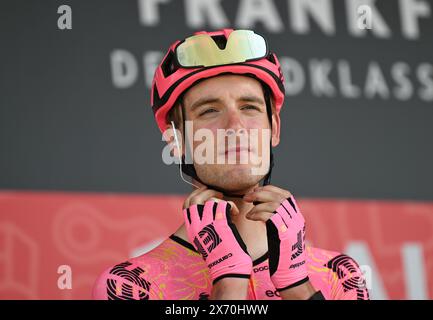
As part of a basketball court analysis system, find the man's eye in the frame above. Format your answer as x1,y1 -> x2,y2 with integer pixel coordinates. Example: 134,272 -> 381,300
199,108 -> 217,116
242,105 -> 261,111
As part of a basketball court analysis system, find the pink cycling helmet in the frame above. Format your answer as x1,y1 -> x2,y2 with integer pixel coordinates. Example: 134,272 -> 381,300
151,28 -> 285,133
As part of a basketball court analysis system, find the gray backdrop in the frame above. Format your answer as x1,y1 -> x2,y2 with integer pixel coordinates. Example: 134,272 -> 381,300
1,0 -> 432,200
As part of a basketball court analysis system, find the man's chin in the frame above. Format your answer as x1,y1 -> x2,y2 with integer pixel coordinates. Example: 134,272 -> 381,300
197,165 -> 265,193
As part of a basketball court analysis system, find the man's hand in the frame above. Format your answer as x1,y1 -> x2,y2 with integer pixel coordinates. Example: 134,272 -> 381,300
183,186 -> 252,299
243,185 -> 316,299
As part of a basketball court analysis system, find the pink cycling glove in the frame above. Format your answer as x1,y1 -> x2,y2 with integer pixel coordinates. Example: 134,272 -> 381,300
183,200 -> 252,284
266,196 -> 309,291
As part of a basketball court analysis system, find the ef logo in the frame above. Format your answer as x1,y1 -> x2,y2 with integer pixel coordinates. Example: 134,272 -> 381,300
57,5 -> 72,30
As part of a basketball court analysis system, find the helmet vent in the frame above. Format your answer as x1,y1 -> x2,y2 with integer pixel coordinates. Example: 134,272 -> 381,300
161,50 -> 177,77
267,53 -> 277,65
211,35 -> 228,50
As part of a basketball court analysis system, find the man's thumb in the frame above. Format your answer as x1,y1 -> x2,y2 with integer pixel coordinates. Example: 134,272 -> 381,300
227,201 -> 240,216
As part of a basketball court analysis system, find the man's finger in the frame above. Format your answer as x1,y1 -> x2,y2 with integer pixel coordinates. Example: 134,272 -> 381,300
243,190 -> 286,204
246,202 -> 281,216
227,201 -> 240,216
183,185 -> 207,209
254,185 -> 292,199
245,211 -> 274,222
189,189 -> 224,205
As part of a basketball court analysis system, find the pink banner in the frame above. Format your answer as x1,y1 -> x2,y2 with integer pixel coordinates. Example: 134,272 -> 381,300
0,191 -> 432,299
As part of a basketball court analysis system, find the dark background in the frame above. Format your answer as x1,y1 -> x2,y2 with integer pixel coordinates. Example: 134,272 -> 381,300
1,0 -> 432,200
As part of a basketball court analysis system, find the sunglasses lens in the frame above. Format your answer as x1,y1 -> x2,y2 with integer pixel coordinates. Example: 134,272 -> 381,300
176,30 -> 267,67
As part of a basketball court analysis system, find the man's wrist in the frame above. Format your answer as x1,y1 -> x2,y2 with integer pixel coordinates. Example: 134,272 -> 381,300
278,280 -> 317,300
210,277 -> 249,300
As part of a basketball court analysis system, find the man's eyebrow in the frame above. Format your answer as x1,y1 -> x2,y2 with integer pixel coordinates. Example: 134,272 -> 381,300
189,95 -> 265,111
190,97 -> 221,112
238,95 -> 265,105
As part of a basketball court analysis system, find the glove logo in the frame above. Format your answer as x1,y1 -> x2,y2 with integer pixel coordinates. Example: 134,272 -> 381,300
193,224 -> 222,259
291,227 -> 305,260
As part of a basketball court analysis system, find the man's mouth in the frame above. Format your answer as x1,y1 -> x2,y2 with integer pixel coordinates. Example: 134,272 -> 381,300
224,146 -> 251,155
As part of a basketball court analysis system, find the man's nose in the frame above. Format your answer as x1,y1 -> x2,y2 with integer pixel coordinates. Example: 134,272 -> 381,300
224,107 -> 245,132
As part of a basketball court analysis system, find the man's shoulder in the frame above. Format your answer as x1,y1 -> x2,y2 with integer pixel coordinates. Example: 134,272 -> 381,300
306,246 -> 370,300
92,235 -> 202,300
306,246 -> 363,272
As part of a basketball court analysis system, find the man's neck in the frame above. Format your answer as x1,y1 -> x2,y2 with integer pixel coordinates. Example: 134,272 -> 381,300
223,191 -> 268,256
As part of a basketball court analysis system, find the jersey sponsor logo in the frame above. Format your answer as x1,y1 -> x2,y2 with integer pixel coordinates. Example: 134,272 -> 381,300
325,254 -> 370,300
194,224 -> 222,259
289,260 -> 306,269
253,265 -> 269,273
265,289 -> 281,298
208,253 -> 233,269
107,261 -> 151,300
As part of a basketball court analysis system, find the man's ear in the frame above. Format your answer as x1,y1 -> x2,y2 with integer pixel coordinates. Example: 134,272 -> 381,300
163,122 -> 183,158
271,112 -> 281,147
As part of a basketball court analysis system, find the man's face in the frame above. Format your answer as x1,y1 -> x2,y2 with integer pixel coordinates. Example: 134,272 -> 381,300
182,74 -> 281,193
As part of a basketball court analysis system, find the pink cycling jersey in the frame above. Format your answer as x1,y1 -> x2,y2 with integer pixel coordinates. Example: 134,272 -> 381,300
93,234 -> 369,300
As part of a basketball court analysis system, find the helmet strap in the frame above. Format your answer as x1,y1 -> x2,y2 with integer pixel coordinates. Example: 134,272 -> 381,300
179,81 -> 275,197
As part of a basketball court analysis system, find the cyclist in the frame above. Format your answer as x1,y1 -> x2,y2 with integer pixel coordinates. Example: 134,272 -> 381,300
93,29 -> 369,300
